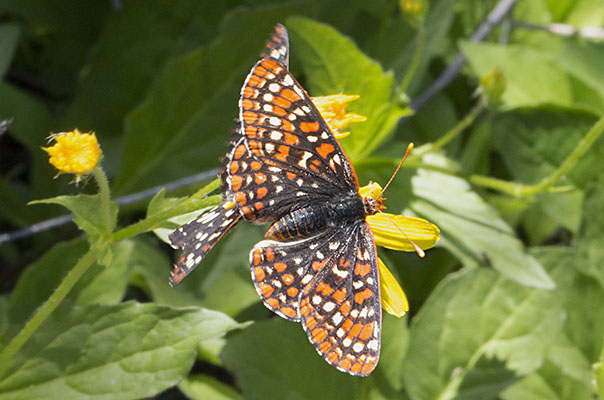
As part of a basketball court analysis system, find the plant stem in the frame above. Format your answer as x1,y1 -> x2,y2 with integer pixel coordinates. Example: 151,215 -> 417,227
397,19 -> 425,97
111,178 -> 221,242
111,194 -> 222,242
92,167 -> 113,232
0,251 -> 96,373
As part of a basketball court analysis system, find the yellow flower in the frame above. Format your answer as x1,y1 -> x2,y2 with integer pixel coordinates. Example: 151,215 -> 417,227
43,129 -> 101,182
312,94 -> 366,138
360,182 -> 440,317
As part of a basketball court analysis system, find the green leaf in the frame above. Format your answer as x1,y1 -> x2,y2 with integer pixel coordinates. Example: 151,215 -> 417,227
5,239 -> 129,332
409,153 -> 555,289
557,41 -> 604,99
114,6 -> 309,194
223,318 -> 361,400
178,375 -> 242,400
402,265 -> 566,400
0,302 -> 241,400
500,246 -> 602,400
62,0 -> 235,140
0,24 -> 20,77
31,194 -> 119,265
287,17 -> 410,161
596,357 -> 604,400
492,108 -> 601,233
575,185 -> 604,289
129,238 -> 203,307
460,41 -> 604,114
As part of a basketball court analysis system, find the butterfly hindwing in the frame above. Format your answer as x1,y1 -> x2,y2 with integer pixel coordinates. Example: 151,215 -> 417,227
299,222 -> 381,376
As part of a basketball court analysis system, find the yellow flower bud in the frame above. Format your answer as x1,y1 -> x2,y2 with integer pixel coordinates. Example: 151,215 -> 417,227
312,94 -> 366,138
43,129 -> 101,183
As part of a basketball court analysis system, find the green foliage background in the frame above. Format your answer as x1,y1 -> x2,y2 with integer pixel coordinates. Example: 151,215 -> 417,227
1,0 -> 604,399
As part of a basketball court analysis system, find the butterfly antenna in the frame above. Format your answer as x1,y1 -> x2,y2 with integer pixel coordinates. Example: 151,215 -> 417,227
378,210 -> 425,258
380,142 -> 414,197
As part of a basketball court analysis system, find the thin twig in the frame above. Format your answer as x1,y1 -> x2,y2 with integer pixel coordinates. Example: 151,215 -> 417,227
0,168 -> 219,246
410,0 -> 517,111
513,20 -> 604,40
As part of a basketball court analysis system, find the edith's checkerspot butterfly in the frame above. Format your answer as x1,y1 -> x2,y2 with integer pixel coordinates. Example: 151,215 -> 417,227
170,24 -> 385,376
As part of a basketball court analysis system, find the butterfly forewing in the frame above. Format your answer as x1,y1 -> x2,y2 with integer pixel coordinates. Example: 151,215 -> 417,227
259,23 -> 289,67
231,58 -> 359,222
169,203 -> 242,285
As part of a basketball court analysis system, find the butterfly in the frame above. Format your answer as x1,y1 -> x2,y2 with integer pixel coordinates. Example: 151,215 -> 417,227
170,24 -> 385,376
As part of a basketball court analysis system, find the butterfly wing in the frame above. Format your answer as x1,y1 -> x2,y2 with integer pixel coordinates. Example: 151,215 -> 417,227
249,220 -> 381,376
259,23 -> 289,67
300,222 -> 381,376
169,202 -> 242,285
229,58 -> 359,222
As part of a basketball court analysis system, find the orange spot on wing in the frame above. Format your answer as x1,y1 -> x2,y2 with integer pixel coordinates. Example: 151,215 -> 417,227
257,187 -> 268,199
252,250 -> 262,267
281,88 -> 301,102
259,282 -> 274,297
349,323 -> 362,338
231,175 -> 243,191
274,262 -> 287,272
350,363 -> 362,374
354,288 -> 373,304
340,301 -> 351,315
362,361 -> 376,375
312,327 -> 328,342
333,288 -> 347,303
359,322 -> 374,340
305,315 -> 318,330
254,202 -> 264,212
316,143 -> 335,158
229,162 -> 239,175
267,298 -> 279,308
254,267 -> 265,280
287,286 -> 299,297
280,307 -> 297,318
254,172 -> 266,184
243,111 -> 257,124
327,351 -> 339,364
284,132 -> 299,145
233,144 -> 247,159
254,65 -> 268,77
282,273 -> 294,285
274,97 -> 291,109
242,206 -> 254,218
242,99 -> 255,110
316,282 -> 334,296
338,358 -> 352,371
286,171 -> 296,180
235,191 -> 247,204
301,121 -> 320,133
319,341 -> 332,353
265,248 -> 275,261
250,161 -> 262,170
354,262 -> 371,277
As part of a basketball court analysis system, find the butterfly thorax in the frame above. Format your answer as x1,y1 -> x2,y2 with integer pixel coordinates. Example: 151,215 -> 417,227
265,193 -> 376,241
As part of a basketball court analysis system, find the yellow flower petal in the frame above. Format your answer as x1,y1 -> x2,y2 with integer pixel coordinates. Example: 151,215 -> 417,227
43,129 -> 101,182
378,257 -> 409,317
312,94 -> 366,136
369,213 -> 440,252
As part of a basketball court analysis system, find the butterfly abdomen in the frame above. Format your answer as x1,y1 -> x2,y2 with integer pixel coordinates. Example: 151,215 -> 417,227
266,194 -> 365,241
